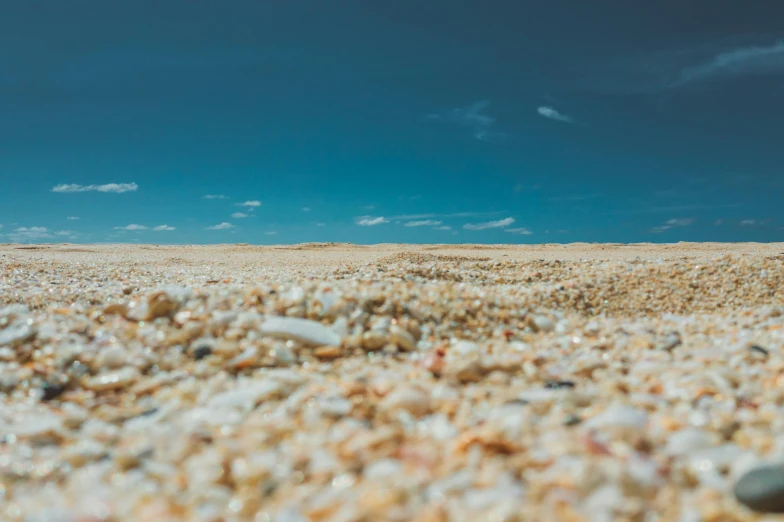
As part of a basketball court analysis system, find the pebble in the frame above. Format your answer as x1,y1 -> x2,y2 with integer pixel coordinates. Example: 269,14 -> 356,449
84,367 -> 140,391
259,316 -> 342,347
0,323 -> 35,347
734,464 -> 784,513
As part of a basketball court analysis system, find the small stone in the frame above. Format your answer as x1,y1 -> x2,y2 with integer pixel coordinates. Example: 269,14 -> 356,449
389,324 -> 416,352
544,380 -> 575,389
750,344 -> 769,356
94,345 -> 127,369
192,345 -> 213,360
379,386 -> 431,417
41,381 -> 67,401
361,331 -> 388,352
84,367 -> 140,391
260,317 -> 342,347
0,323 -> 35,347
315,345 -> 343,359
533,315 -> 555,333
659,332 -> 682,351
734,464 -> 784,513
146,291 -> 180,320
103,303 -> 129,317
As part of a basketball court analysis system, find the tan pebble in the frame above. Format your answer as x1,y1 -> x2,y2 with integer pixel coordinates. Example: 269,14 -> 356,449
146,291 -> 179,320
315,345 -> 343,359
389,324 -> 416,351
102,303 -> 128,317
94,345 -> 127,369
361,330 -> 388,351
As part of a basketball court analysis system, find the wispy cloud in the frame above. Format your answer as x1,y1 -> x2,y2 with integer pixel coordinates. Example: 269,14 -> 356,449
537,106 -> 573,123
265,231 -> 278,235
464,217 -> 515,231
391,210 -> 507,221
53,182 -> 138,193
404,220 -> 442,227
649,218 -> 696,233
153,225 -> 175,231
203,194 -> 228,200
237,200 -> 261,207
434,225 -> 452,231
673,41 -> 784,86
232,212 -> 250,219
505,227 -> 533,235
114,224 -> 148,231
604,202 -> 741,215
55,230 -> 75,236
588,39 -> 784,93
67,216 -> 80,220
429,100 -> 504,142
302,207 -> 311,212
206,222 -> 234,230
548,194 -> 600,202
8,227 -> 52,242
355,216 -> 388,226
316,223 -> 326,227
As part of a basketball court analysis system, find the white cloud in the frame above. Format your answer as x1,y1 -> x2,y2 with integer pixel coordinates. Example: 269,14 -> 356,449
434,225 -> 451,231
203,194 -> 228,199
675,41 -> 784,86
114,224 -> 148,231
391,211 -> 508,220
650,218 -> 696,233
537,106 -> 573,123
237,200 -> 261,207
404,219 -> 442,227
302,207 -> 311,212
463,217 -> 515,230
8,227 -> 53,242
316,223 -> 326,227
265,231 -> 278,235
52,182 -> 138,193
67,216 -> 80,220
355,216 -> 388,226
55,230 -> 75,236
153,225 -> 175,231
232,212 -> 249,218
505,227 -> 533,235
429,100 -> 505,142
206,222 -> 234,230
740,219 -> 757,226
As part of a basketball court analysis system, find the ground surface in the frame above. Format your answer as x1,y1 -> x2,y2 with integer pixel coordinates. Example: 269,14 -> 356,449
2,243 -> 784,521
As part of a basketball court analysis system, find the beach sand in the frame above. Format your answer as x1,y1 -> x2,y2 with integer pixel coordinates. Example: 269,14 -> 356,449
2,242 -> 784,520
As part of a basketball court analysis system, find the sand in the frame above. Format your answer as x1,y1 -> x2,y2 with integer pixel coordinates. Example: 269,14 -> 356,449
1,242 -> 784,521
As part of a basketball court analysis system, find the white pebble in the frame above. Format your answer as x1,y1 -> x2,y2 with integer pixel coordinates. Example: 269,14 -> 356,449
260,317 -> 342,347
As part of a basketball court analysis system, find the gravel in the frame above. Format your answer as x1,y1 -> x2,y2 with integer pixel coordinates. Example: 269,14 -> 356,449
1,242 -> 784,521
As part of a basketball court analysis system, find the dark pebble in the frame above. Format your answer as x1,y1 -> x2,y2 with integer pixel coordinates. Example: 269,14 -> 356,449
192,345 -> 213,360
734,464 -> 784,513
563,414 -> 582,426
41,382 -> 67,401
750,345 -> 769,356
544,380 -> 575,390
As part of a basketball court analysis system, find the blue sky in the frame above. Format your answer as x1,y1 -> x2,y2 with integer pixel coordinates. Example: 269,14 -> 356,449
1,1 -> 783,244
